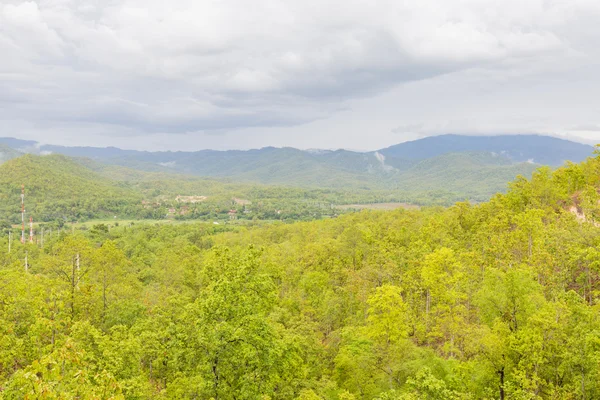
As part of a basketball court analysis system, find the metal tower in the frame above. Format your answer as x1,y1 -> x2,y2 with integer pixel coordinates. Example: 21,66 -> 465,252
21,185 -> 25,244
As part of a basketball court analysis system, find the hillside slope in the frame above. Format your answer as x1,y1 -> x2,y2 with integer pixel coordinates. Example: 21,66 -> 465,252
0,155 -> 143,223
394,152 -> 540,200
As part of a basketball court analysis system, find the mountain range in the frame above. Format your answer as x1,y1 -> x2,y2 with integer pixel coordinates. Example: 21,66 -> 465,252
0,134 -> 594,203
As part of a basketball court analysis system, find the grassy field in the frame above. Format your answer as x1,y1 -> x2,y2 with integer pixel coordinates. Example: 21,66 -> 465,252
335,202 -> 420,211
73,217 -> 283,229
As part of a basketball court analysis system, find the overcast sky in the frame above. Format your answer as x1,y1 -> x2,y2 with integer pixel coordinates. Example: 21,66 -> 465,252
2,0 -> 600,151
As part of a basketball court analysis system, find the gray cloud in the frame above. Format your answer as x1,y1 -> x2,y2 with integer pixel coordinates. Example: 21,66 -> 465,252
1,0 -> 600,149
570,124 -> 600,132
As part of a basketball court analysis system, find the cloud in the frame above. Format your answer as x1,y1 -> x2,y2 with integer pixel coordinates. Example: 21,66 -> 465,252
374,151 -> 394,172
0,0 -> 599,148
390,123 -> 431,139
570,124 -> 600,132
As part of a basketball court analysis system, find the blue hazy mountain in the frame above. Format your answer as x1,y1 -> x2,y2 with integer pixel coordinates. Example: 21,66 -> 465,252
379,134 -> 593,166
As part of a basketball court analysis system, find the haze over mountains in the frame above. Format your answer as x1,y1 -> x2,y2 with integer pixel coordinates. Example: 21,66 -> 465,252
0,134 -> 594,204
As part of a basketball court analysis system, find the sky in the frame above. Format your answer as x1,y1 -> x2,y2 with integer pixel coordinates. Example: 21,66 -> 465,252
2,0 -> 600,151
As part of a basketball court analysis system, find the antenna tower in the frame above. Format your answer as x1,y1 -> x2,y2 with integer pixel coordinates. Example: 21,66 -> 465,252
21,185 -> 25,244
29,216 -> 34,243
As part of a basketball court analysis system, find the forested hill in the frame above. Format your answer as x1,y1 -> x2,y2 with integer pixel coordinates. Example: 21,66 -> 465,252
0,154 -> 143,223
0,148 -> 600,398
390,151 -> 538,197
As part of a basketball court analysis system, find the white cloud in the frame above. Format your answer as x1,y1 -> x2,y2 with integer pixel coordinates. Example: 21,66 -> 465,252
1,0 -> 600,149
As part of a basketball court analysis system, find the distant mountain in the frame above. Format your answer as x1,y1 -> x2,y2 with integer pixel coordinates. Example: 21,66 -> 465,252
0,134 -> 593,202
0,138 -> 38,151
0,134 -> 592,168
379,134 -> 594,166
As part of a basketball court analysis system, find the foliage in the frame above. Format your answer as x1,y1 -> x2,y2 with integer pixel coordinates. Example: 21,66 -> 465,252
1,151 -> 600,398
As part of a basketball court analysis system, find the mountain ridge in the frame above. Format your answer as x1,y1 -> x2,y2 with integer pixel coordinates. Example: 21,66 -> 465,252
0,134 -> 594,202
0,134 -> 593,164
379,134 -> 593,165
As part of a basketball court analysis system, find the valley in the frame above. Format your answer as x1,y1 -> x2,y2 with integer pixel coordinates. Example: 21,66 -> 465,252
0,134 -> 593,228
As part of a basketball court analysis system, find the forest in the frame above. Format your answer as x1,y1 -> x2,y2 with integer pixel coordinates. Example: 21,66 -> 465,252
1,151 -> 600,399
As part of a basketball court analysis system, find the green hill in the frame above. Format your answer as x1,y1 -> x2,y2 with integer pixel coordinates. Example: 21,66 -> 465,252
0,154 -> 143,223
393,152 -> 539,201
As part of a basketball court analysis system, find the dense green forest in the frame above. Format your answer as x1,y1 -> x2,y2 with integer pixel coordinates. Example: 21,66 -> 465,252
1,150 -> 600,398
0,155 -> 144,224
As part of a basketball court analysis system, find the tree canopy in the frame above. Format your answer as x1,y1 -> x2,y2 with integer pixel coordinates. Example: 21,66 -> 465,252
1,151 -> 600,398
